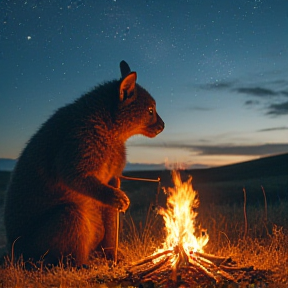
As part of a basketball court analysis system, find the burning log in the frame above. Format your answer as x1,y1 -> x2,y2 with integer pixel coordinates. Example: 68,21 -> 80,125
123,171 -> 269,286
125,245 -> 268,286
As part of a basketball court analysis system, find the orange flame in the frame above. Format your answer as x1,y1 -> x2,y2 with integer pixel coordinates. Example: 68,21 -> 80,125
155,170 -> 209,265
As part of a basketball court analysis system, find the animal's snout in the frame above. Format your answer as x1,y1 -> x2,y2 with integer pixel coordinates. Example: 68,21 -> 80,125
156,113 -> 165,134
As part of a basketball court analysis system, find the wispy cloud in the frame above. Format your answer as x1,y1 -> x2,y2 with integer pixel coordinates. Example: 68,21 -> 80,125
124,162 -> 166,171
235,87 -> 278,97
124,162 -> 209,171
270,79 -> 288,86
131,142 -> 288,156
280,90 -> 288,96
244,100 -> 260,106
199,80 -> 281,98
197,78 -> 288,116
257,126 -> 288,132
267,101 -> 288,116
191,143 -> 288,156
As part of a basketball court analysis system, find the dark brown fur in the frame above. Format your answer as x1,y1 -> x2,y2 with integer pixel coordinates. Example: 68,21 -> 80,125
4,61 -> 164,266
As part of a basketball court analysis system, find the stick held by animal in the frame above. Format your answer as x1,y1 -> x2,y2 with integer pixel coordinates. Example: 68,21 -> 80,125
4,60 -> 165,266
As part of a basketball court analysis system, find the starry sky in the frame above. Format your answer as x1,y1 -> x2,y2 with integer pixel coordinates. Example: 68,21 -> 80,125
1,0 -> 288,169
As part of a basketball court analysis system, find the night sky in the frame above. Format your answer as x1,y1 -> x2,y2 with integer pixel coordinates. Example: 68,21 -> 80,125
1,0 -> 288,169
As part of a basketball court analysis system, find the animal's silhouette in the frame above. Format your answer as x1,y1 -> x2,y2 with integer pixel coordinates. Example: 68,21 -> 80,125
4,60 -> 164,266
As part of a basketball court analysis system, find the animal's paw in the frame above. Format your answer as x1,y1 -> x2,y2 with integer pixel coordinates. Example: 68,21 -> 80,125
112,189 -> 130,212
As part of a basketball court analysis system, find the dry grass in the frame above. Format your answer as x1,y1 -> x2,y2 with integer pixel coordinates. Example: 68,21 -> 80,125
0,258 -> 128,288
119,204 -> 165,262
1,174 -> 288,288
198,202 -> 288,286
1,201 -> 288,288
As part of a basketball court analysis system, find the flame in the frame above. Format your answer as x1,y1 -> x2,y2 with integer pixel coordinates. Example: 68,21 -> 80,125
155,170 -> 209,266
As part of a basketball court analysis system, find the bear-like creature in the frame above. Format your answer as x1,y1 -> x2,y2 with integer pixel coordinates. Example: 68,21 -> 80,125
4,60 -> 164,266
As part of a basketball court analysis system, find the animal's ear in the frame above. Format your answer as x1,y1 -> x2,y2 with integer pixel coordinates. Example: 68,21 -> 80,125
119,72 -> 137,102
120,60 -> 131,78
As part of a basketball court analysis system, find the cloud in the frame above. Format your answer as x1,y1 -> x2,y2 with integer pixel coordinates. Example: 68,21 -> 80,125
267,101 -> 288,116
244,100 -> 260,106
132,142 -> 288,156
124,162 -> 166,171
280,90 -> 288,96
271,79 -> 288,86
124,162 -> 209,171
257,126 -> 288,132
191,143 -> 288,156
196,79 -> 288,117
199,80 -> 287,98
235,87 -> 278,97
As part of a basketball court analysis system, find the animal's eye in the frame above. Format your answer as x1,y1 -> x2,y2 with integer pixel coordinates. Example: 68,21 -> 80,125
148,107 -> 154,115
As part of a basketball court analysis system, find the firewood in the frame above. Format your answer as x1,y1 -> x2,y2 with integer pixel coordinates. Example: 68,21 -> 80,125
125,246 -> 268,286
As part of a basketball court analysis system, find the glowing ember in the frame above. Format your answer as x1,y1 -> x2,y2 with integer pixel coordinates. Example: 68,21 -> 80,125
155,170 -> 209,266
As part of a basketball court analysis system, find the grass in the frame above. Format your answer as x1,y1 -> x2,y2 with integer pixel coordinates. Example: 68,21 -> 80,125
1,199 -> 288,287
1,165 -> 288,287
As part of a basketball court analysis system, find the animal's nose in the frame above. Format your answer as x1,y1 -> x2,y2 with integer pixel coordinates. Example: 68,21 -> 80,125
156,115 -> 165,134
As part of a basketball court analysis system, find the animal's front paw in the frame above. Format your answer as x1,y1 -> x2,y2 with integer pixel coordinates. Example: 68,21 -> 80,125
112,189 -> 130,212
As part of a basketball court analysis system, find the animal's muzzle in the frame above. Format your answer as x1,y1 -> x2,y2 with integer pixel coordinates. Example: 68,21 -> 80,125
155,113 -> 165,134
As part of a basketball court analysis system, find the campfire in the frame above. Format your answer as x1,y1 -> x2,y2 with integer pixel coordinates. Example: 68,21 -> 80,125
125,171 -> 268,286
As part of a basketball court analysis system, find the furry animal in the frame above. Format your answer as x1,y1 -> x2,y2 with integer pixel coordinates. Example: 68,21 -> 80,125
4,60 -> 164,266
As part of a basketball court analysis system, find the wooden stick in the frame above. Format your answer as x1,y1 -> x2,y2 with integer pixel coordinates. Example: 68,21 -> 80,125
113,176 -> 121,265
243,187 -> 248,239
127,246 -> 257,284
114,209 -> 119,265
220,264 -> 253,271
193,251 -> 232,266
131,248 -> 173,267
135,256 -> 170,278
216,268 -> 237,282
141,260 -> 171,281
120,175 -> 160,183
195,254 -> 218,269
190,258 -> 220,282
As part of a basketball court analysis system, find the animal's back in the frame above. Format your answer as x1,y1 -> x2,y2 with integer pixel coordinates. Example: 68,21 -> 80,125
5,105 -> 68,232
5,87 -> 124,240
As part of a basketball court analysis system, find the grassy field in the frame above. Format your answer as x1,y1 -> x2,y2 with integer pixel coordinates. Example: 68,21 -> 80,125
0,153 -> 288,287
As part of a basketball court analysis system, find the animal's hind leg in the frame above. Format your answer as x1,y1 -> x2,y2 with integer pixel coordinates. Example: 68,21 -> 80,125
99,176 -> 121,260
15,203 -> 104,266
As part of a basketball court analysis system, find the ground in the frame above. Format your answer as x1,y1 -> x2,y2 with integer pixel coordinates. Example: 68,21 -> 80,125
0,154 -> 288,287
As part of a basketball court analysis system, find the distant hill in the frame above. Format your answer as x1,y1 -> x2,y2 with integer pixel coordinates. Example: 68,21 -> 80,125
123,153 -> 288,182
123,153 -> 288,205
124,162 -> 209,171
125,162 -> 166,171
0,158 -> 16,172
187,152 -> 288,182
